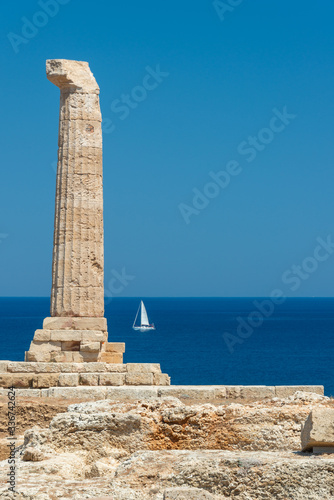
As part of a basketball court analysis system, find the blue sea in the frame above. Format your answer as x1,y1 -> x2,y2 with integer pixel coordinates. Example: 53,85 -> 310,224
0,297 -> 333,396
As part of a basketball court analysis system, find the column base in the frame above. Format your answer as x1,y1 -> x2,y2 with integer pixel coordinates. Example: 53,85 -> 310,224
25,317 -> 125,363
43,317 -> 108,331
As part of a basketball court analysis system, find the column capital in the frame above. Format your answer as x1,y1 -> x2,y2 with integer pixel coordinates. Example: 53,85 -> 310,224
46,59 -> 100,94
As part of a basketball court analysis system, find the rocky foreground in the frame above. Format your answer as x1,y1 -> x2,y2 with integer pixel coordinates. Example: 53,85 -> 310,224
0,392 -> 333,499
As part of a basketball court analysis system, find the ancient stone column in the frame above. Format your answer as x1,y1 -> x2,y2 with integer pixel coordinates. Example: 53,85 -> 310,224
25,60 -> 125,364
47,59 -> 104,317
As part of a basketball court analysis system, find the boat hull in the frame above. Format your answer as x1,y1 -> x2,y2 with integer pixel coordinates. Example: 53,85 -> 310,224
133,326 -> 155,332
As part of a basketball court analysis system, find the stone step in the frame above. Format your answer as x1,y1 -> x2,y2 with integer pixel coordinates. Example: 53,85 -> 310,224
0,371 -> 169,388
43,317 -> 107,331
33,330 -> 108,342
157,385 -> 324,400
0,361 -> 161,374
25,336 -> 125,363
0,384 -> 325,401
0,361 -> 166,388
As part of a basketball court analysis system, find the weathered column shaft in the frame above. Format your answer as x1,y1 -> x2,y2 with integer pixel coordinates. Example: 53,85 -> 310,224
47,60 -> 104,317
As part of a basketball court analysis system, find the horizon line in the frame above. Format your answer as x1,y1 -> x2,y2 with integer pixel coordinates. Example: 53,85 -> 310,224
0,296 -> 333,300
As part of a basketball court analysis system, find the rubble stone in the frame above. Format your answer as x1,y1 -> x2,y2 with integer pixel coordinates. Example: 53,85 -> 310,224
301,409 -> 334,451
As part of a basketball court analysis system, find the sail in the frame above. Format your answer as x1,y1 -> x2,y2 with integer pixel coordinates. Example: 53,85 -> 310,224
133,303 -> 140,328
140,301 -> 150,326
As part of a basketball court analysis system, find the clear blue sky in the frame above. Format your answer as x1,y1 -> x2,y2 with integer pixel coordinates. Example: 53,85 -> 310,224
1,0 -> 334,297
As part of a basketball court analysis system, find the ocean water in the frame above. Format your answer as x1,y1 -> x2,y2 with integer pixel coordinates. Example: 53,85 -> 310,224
0,297 -> 333,396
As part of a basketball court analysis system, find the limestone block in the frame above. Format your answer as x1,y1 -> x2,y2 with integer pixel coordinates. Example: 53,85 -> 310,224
0,374 -> 32,388
29,341 -> 62,353
80,373 -> 99,386
26,351 -> 51,363
99,373 -> 125,386
67,174 -> 103,200
7,362 -> 68,373
58,373 -> 79,387
125,373 -> 154,386
55,224 -> 104,245
15,389 -> 41,398
301,409 -> 334,451
105,386 -> 158,400
80,342 -> 100,352
43,317 -> 107,331
276,386 -> 324,398
50,351 -> 74,363
73,317 -> 107,331
126,363 -> 161,374
79,362 -> 107,373
153,374 -> 170,386
99,353 -> 123,364
50,330 -> 82,342
214,387 -> 227,399
39,361 -> 85,372
61,341 -> 80,351
52,257 -> 103,290
0,361 -> 9,372
224,386 -> 276,400
58,119 -> 102,148
104,364 -> 127,373
45,386 -> 107,400
46,59 -> 100,93
72,352 -> 84,363
70,363 -> 87,371
44,362 -> 126,373
56,200 -> 102,226
105,342 -> 125,353
9,362 -> 38,373
158,386 -> 216,400
51,286 -> 105,318
56,190 -> 103,210
60,92 -> 101,121
80,352 -> 99,362
33,330 -> 51,341
43,317 -> 73,330
81,331 -> 106,342
58,147 -> 103,176
32,374 -> 60,389
163,487 -> 215,500
224,386 -> 241,399
239,386 -> 275,400
55,225 -> 104,249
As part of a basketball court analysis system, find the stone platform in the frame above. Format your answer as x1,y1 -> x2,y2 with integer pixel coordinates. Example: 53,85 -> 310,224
25,317 -> 124,364
0,362 -> 170,390
0,361 -> 323,401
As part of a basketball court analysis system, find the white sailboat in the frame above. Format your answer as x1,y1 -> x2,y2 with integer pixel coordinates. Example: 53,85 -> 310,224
132,301 -> 155,331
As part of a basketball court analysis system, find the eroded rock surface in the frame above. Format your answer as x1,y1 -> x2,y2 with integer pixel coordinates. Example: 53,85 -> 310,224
0,392 -> 333,499
0,449 -> 333,499
20,392 -> 334,455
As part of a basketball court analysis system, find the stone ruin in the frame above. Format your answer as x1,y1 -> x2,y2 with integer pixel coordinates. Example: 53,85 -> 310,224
0,59 -> 170,389
25,59 -> 117,365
